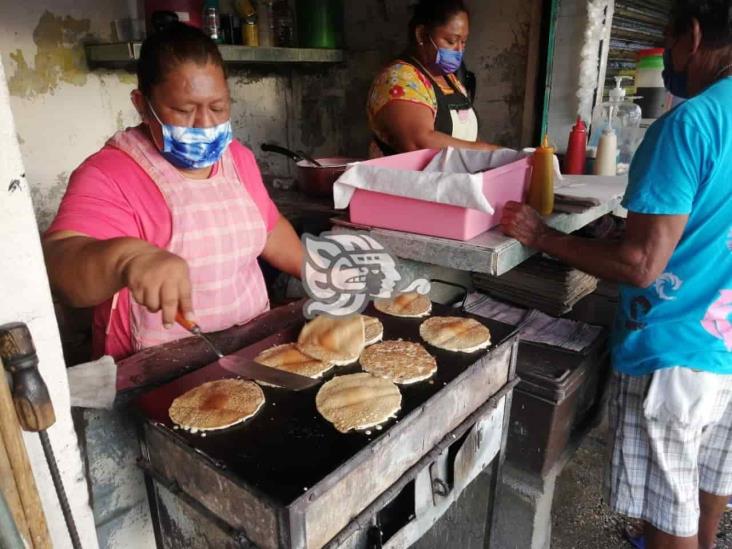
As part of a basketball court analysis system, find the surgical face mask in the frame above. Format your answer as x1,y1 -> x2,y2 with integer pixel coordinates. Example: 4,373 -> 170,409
662,47 -> 690,99
429,36 -> 463,74
147,102 -> 233,169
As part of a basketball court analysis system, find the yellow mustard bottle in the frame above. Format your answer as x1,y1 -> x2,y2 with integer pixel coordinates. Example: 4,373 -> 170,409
527,135 -> 555,216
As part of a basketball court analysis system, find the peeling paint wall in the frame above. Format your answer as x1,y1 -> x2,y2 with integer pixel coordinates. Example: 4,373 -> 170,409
1,0 -> 538,233
0,2 -> 345,231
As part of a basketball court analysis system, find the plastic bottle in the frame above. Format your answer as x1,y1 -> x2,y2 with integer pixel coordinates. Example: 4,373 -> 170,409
528,135 -> 555,216
243,18 -> 258,46
564,117 -> 587,175
594,127 -> 618,176
234,0 -> 258,46
635,48 -> 666,119
589,76 -> 642,170
203,3 -> 221,43
257,0 -> 274,47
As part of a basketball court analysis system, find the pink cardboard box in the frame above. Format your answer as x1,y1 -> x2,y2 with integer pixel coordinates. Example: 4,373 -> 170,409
348,149 -> 532,241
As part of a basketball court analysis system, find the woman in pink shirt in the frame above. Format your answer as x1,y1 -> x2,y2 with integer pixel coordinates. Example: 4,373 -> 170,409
44,23 -> 303,360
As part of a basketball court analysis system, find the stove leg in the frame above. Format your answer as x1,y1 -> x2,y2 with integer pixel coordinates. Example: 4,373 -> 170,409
490,463 -> 559,549
485,388 -> 515,549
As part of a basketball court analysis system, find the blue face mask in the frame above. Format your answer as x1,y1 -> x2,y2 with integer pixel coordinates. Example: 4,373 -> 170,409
662,48 -> 689,99
429,36 -> 463,74
148,102 -> 233,169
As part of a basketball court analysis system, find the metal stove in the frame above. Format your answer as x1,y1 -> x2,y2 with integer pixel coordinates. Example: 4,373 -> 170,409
133,303 -> 518,548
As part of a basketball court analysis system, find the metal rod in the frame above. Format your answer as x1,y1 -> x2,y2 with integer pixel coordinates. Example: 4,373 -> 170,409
39,431 -> 82,549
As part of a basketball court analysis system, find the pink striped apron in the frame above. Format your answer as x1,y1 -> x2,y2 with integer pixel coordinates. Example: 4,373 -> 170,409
108,127 -> 269,351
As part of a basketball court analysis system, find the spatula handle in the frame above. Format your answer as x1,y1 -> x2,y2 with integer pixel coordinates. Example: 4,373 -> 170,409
175,311 -> 198,333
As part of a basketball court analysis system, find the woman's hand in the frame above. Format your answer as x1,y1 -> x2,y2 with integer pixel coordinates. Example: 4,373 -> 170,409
120,247 -> 193,327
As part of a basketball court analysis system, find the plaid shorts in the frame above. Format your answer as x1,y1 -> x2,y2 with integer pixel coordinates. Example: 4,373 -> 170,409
605,370 -> 732,537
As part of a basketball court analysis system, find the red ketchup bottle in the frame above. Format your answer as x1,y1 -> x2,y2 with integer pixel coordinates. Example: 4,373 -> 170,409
563,117 -> 587,175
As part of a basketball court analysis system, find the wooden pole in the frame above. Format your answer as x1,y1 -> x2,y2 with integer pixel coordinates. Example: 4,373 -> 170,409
0,424 -> 31,546
0,367 -> 51,548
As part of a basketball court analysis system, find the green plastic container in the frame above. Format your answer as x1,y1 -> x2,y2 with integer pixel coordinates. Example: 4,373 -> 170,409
296,0 -> 343,49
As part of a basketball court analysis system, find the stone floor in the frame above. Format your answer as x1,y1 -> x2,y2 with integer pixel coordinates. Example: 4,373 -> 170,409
551,428 -> 732,548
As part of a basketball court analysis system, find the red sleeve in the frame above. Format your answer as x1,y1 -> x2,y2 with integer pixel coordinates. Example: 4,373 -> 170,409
230,140 -> 280,233
46,160 -> 141,240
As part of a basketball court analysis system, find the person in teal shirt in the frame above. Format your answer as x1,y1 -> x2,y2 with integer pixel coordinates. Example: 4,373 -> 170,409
501,1 -> 732,547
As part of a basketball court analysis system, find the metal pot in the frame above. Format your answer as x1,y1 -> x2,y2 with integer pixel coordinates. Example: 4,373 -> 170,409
261,143 -> 361,197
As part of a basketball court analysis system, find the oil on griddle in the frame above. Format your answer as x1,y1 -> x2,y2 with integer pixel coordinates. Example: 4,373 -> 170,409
134,302 -> 515,507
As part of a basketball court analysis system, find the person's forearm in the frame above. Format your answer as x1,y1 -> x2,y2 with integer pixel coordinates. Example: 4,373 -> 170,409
43,236 -> 154,307
535,229 -> 655,287
261,217 -> 304,279
406,130 -> 497,152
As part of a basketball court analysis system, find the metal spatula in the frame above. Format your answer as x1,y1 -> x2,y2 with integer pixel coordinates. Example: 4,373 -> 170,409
175,313 -> 319,391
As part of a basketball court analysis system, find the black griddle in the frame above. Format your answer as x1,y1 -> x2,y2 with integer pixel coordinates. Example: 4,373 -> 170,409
134,303 -> 515,507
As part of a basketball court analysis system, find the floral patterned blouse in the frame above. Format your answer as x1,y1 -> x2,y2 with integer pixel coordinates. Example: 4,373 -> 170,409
367,59 -> 468,152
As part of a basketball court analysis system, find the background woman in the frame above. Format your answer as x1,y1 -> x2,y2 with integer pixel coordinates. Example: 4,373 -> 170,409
366,0 -> 498,157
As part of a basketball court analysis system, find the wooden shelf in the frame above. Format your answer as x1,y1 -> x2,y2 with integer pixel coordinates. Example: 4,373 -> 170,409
85,42 -> 345,69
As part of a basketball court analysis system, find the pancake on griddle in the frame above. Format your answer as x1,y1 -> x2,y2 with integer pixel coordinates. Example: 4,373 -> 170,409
254,343 -> 332,378
362,315 -> 384,346
169,379 -> 265,431
297,315 -> 365,366
316,373 -> 402,433
360,340 -> 437,384
419,316 -> 492,353
374,292 -> 432,318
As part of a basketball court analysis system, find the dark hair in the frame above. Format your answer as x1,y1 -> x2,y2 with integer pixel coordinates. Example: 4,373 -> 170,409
408,0 -> 469,41
137,22 -> 226,97
671,0 -> 732,47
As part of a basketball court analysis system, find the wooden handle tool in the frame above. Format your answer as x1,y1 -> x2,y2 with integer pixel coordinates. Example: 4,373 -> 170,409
0,323 -> 55,432
0,323 -> 81,549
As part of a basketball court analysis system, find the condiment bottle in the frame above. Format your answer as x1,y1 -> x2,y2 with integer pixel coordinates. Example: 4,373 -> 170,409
594,127 -> 618,176
564,117 -> 587,175
243,17 -> 259,46
528,135 -> 555,216
589,76 -> 642,169
234,0 -> 258,46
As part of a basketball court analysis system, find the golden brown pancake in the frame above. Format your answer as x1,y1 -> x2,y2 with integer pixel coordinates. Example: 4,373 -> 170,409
419,316 -> 492,353
374,292 -> 432,318
316,373 -> 401,433
362,315 -> 384,346
254,343 -> 332,378
297,315 -> 365,366
360,340 -> 437,384
169,379 -> 265,431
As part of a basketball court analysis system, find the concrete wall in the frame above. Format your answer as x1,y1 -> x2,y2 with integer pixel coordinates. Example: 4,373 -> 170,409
0,55 -> 99,549
1,0 -> 539,233
546,0 -> 588,151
